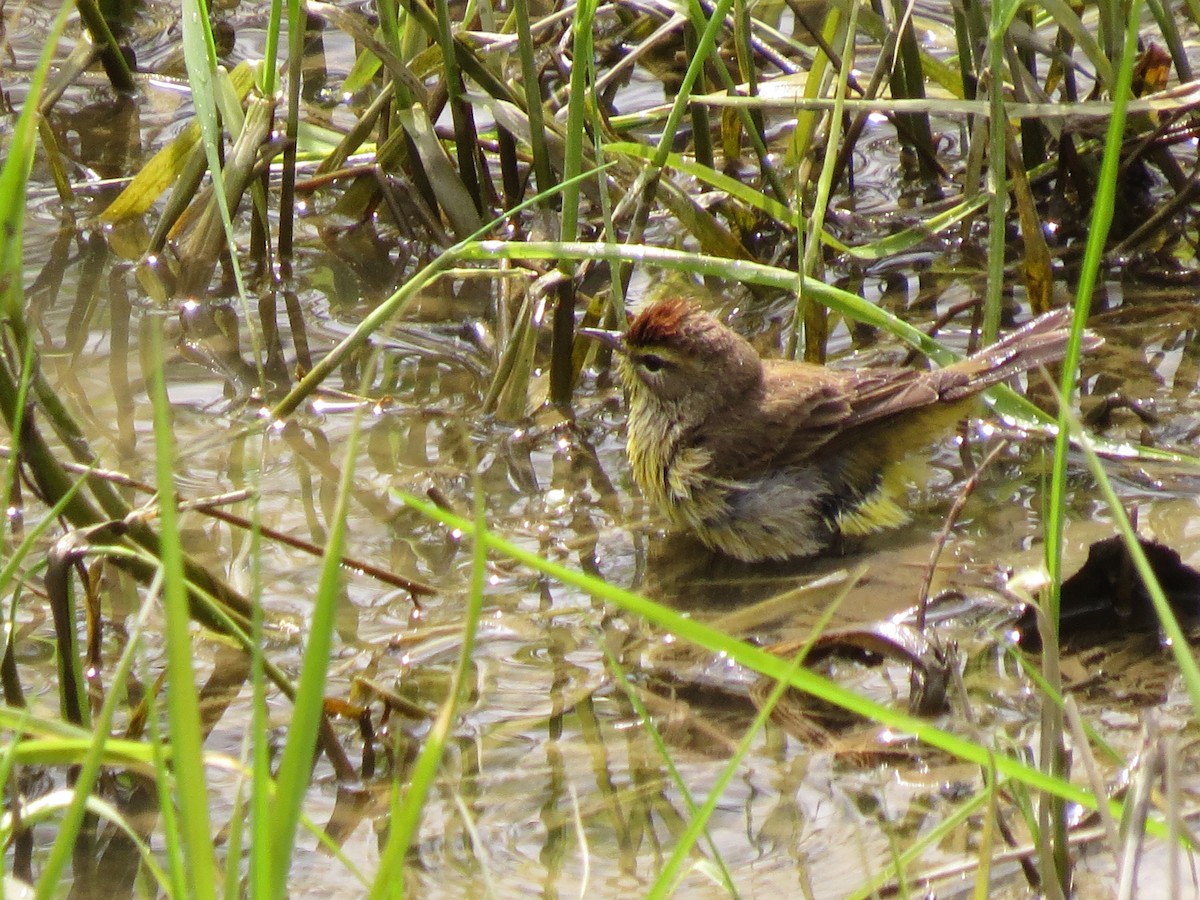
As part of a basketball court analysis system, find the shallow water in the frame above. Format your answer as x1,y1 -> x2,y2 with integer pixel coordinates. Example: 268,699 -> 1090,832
8,2 -> 1200,897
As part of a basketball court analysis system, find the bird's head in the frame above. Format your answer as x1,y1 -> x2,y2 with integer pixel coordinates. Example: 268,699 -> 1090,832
582,298 -> 762,421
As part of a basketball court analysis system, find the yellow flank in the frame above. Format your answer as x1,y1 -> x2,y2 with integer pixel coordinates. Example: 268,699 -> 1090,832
836,459 -> 921,536
836,492 -> 910,536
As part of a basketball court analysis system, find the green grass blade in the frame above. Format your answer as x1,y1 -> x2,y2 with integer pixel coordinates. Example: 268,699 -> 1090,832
266,396 -> 366,895
0,0 -> 72,321
148,321 -> 218,899
35,567 -> 169,898
391,490 -> 1158,837
1046,0 -> 1142,621
369,454 -> 489,897
648,571 -> 853,898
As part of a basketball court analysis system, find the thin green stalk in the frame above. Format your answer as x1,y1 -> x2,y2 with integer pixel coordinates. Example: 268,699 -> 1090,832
378,0 -> 403,57
950,0 -> 979,100
889,0 -> 939,181
648,569 -> 856,898
1146,0 -> 1192,82
260,0 -> 284,94
512,0 -> 554,200
0,0 -> 73,321
588,73 -> 627,347
652,0 -> 734,173
35,569 -> 167,898
74,0 -> 136,90
559,0 -> 598,244
1045,0 -> 1141,643
682,0 -> 787,203
370,457 -> 489,897
602,647 -> 738,895
149,320 -> 218,899
181,0 -> 266,391
787,1 -> 857,359
267,397 -> 368,895
145,638 -> 188,900
432,0 -> 483,214
973,756 -> 998,897
278,0 -> 304,263
983,0 -> 1020,344
1039,4 -> 1141,891
1,337 -> 36,542
247,440 -> 273,897
1072,431 -> 1200,719
551,0 -> 604,404
684,21 -> 714,171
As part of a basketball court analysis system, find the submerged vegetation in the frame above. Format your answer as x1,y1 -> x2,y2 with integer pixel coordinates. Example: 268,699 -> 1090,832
4,0 -> 1200,895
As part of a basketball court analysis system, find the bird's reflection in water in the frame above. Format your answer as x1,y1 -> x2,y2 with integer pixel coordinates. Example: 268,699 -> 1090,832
638,528 -> 941,627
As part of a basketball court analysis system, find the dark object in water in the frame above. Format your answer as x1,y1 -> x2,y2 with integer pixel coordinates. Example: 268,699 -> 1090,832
1017,536 -> 1200,649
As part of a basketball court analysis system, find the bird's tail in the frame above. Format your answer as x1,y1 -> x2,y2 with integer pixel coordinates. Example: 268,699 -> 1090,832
943,308 -> 1101,399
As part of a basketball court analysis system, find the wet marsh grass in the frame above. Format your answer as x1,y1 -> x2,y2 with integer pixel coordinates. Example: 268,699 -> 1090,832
3,0 -> 1200,895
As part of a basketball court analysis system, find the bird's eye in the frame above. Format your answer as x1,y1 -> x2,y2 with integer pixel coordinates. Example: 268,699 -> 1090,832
640,354 -> 666,373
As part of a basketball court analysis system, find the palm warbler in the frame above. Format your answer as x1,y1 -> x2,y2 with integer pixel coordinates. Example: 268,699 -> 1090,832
582,298 -> 1098,562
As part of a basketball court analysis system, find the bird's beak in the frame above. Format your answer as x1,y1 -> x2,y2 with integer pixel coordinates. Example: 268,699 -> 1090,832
578,327 -> 626,353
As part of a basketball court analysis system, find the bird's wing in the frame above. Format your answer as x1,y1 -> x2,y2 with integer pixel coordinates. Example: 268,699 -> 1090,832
689,361 -> 851,480
691,361 -> 976,482
746,363 -> 975,472
834,366 -> 969,429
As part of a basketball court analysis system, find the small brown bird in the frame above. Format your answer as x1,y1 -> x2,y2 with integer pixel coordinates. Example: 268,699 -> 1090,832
583,298 -> 1097,562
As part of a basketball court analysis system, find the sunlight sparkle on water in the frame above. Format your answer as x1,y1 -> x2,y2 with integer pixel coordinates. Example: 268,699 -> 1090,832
1008,567 -> 1051,598
146,77 -> 192,95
